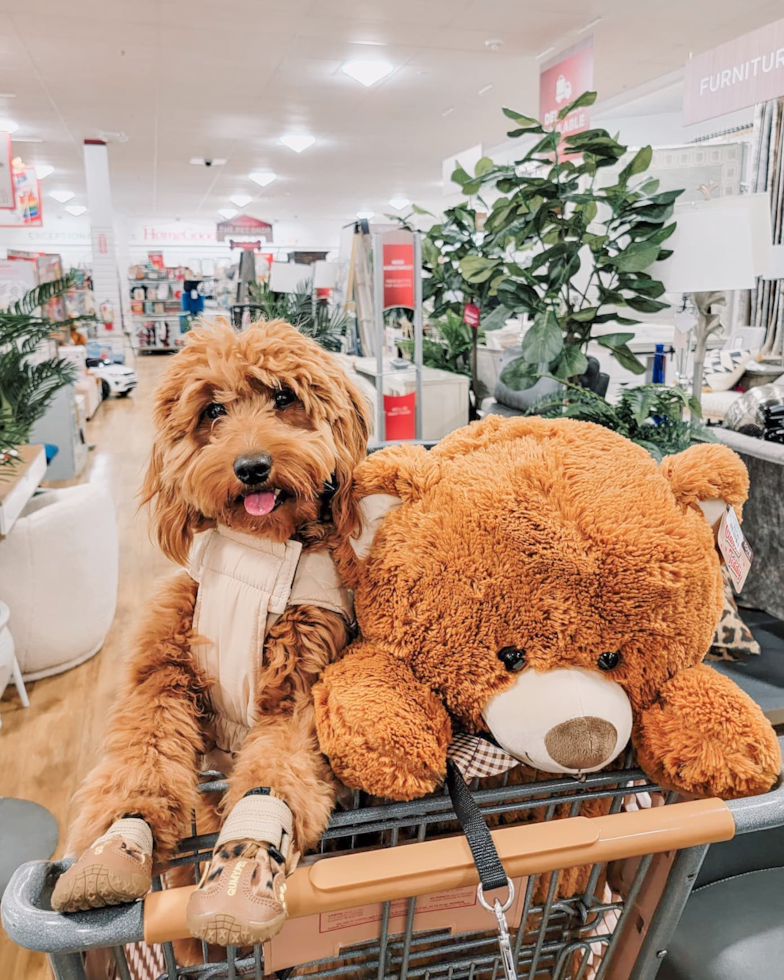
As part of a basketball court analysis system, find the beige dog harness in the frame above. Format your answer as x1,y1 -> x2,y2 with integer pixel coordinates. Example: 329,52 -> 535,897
188,525 -> 352,764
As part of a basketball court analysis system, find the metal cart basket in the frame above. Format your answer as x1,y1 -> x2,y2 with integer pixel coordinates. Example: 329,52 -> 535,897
3,742 -> 784,980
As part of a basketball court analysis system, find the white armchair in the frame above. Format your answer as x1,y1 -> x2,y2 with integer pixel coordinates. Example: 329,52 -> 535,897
0,483 -> 118,679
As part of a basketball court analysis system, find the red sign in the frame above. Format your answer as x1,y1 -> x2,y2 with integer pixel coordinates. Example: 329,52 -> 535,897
382,241 -> 415,309
684,17 -> 784,125
217,215 -> 272,242
384,391 -> 416,441
539,38 -> 594,139
463,303 -> 480,328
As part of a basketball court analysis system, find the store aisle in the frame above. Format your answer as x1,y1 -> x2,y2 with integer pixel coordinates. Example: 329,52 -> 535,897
0,354 -> 173,979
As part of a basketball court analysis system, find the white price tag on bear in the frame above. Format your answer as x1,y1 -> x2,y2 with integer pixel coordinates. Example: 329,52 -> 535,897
717,506 -> 753,592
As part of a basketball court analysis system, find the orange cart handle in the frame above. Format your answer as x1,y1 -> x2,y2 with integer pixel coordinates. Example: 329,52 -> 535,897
144,797 -> 733,944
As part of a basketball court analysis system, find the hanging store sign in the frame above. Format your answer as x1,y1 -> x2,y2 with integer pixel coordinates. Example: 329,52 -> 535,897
0,134 -> 14,210
216,214 -> 272,242
540,38 -> 594,139
0,163 -> 42,228
382,240 -> 415,310
684,18 -> 784,125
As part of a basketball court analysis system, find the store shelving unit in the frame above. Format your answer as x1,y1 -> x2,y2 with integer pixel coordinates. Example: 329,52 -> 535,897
128,269 -> 185,354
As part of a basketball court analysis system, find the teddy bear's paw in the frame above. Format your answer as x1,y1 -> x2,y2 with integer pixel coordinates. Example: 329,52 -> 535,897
633,665 -> 781,800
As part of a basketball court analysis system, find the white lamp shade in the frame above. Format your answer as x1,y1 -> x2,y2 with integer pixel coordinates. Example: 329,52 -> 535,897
658,207 -> 757,294
313,260 -> 338,289
761,244 -> 784,281
696,192 -> 773,278
269,262 -> 312,294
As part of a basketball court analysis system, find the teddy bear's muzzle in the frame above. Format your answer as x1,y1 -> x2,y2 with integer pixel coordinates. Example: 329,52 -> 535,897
482,667 -> 633,775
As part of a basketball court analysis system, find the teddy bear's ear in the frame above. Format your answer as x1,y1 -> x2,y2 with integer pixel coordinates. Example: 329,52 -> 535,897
660,443 -> 749,526
348,444 -> 437,559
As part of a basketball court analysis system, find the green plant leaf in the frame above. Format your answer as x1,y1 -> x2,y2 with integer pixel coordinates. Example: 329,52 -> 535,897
596,332 -> 635,347
639,178 -> 660,194
481,305 -> 513,331
557,90 -> 597,120
459,255 -> 500,283
647,189 -> 684,205
570,306 -> 600,322
502,107 -> 544,130
521,310 -> 563,364
412,204 -> 433,216
625,296 -> 670,314
620,145 -> 652,182
552,346 -> 588,380
475,156 -> 494,176
611,242 -> 660,273
603,342 -> 647,374
499,356 -> 540,390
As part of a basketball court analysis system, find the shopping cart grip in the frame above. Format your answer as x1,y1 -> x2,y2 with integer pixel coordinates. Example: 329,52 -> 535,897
141,798 -> 733,944
1,859 -> 144,954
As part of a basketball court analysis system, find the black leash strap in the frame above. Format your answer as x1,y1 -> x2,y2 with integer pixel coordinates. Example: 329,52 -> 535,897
446,760 -> 509,893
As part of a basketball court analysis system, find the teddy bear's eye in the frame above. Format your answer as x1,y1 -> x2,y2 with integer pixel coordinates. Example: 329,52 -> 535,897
497,647 -> 526,672
598,651 -> 621,671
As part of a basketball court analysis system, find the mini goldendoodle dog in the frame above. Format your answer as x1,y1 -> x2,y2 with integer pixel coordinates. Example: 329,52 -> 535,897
52,319 -> 370,946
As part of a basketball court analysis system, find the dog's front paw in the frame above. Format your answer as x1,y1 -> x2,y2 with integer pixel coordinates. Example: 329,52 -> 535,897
52,820 -> 153,913
186,841 -> 289,946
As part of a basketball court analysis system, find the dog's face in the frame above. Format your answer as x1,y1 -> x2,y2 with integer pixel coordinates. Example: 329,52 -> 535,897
142,320 -> 370,564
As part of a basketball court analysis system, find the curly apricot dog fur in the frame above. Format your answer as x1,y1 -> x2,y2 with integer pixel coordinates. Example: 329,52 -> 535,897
55,320 -> 369,936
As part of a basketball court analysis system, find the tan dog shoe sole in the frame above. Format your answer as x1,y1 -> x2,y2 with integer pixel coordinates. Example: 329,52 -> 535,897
186,855 -> 288,946
51,838 -> 152,913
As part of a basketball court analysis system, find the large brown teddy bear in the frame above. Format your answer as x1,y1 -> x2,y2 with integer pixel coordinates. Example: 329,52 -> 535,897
315,416 -> 780,802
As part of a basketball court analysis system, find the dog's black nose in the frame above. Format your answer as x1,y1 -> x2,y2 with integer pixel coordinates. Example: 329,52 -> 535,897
234,453 -> 272,486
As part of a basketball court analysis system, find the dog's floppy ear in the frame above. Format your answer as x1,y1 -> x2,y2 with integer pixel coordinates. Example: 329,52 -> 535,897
660,443 -> 749,526
140,444 -> 207,566
329,378 -> 373,542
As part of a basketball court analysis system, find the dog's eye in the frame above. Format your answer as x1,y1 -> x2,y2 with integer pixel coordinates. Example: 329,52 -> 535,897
274,387 -> 296,410
497,647 -> 526,673
598,651 -> 621,671
202,402 -> 227,421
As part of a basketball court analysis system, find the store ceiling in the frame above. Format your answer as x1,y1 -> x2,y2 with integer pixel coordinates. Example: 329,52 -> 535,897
0,0 -> 781,226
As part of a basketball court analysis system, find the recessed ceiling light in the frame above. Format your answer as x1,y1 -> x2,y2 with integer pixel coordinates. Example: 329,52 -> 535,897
0,93 -> 16,99
442,107 -> 455,117
65,205 -> 87,216
230,194 -> 252,207
35,164 -> 54,179
535,46 -> 556,61
351,40 -> 387,46
478,83 -> 494,96
341,60 -> 393,87
389,197 -> 410,211
485,39 -> 503,51
0,119 -> 19,133
50,190 -> 75,203
577,16 -> 602,33
356,210 -> 375,219
12,136 -> 42,143
218,207 -> 238,219
279,134 -> 315,153
248,171 -> 276,187
190,157 -> 226,166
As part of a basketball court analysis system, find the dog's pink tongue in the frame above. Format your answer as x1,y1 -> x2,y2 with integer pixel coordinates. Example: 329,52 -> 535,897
243,491 -> 276,516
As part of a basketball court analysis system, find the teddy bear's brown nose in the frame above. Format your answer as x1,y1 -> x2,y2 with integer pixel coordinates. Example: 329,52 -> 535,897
544,716 -> 619,770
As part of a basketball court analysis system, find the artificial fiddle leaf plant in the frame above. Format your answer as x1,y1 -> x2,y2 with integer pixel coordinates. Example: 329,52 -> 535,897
449,91 -> 683,389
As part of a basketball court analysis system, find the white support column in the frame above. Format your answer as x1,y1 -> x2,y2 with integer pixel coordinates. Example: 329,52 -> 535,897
83,139 -> 124,350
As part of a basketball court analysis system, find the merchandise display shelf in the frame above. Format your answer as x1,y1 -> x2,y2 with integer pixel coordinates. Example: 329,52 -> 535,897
131,313 -> 182,320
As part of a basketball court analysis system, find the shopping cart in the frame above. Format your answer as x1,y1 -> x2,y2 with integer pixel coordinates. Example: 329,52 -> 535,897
3,742 -> 784,980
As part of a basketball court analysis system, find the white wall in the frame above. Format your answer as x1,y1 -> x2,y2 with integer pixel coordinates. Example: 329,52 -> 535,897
0,212 -> 344,272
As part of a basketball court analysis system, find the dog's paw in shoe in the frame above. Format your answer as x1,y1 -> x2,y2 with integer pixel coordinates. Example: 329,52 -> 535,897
186,792 -> 298,945
52,818 -> 153,913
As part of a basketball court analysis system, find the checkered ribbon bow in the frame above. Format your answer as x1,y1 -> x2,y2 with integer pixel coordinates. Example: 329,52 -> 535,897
446,731 -> 520,781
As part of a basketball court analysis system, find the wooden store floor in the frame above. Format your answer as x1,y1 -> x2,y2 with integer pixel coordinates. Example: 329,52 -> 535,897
0,354 -> 174,979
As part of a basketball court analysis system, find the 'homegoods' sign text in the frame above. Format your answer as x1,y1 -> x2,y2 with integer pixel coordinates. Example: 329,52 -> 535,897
684,17 -> 784,125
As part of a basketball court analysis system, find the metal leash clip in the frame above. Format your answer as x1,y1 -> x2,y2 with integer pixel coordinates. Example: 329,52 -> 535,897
477,878 -> 518,980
